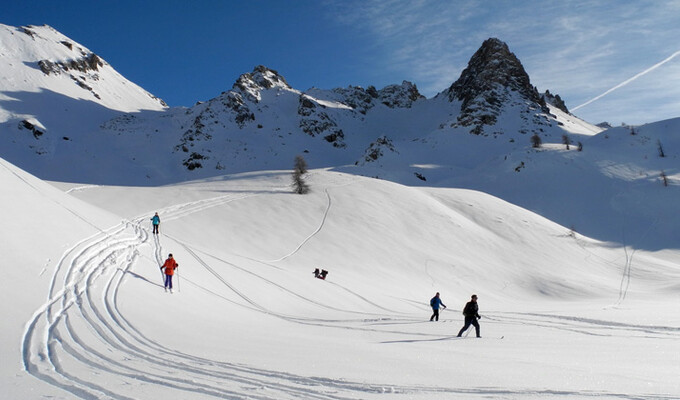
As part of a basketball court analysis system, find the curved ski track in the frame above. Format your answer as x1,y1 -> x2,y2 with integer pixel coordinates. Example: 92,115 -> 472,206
20,188 -> 680,399
20,190 -> 445,399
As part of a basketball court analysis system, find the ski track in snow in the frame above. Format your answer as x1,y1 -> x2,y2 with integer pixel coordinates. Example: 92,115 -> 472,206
263,186 -> 335,263
20,186 -> 680,399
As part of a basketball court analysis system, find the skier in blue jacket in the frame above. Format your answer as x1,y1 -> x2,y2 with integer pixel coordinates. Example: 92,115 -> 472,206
429,292 -> 446,321
151,212 -> 160,234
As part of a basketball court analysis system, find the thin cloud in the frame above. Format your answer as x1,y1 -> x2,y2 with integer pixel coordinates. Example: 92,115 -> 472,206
573,50 -> 680,111
327,1 -> 680,124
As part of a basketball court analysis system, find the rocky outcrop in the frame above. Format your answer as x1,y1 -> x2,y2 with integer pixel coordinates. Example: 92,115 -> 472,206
21,26 -> 37,38
233,65 -> 291,103
357,136 -> 398,164
376,81 -> 424,108
18,119 -> 45,139
444,38 -> 548,135
330,81 -> 424,114
38,53 -> 104,75
542,90 -> 569,114
219,92 -> 255,127
332,86 -> 377,115
38,53 -> 105,99
297,95 -> 346,148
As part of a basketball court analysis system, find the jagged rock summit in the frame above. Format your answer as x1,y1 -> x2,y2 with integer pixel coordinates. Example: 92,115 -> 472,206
441,37 -> 547,134
233,65 -> 292,103
449,38 -> 540,103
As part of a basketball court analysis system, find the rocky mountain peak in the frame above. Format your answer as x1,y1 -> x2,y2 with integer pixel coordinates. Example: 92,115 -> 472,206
233,65 -> 292,102
448,38 -> 538,104
445,38 -> 547,134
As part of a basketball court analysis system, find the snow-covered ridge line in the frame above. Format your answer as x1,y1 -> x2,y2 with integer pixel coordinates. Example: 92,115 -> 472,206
1,24 -> 678,252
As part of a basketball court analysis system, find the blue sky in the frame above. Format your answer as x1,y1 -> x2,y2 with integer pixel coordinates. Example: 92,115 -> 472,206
3,0 -> 680,125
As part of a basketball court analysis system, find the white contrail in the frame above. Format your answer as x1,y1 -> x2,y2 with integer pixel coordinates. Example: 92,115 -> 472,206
573,49 -> 680,111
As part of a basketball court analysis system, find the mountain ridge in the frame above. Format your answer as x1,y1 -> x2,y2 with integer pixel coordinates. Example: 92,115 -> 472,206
1,23 -> 678,250
1,24 -> 593,185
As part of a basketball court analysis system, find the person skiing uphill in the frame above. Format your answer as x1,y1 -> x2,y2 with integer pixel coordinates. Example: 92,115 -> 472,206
429,292 -> 446,321
457,294 -> 481,337
151,212 -> 161,234
161,253 -> 178,293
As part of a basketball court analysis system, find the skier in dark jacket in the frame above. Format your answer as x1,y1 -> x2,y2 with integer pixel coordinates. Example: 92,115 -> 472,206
457,294 -> 481,337
429,292 -> 446,321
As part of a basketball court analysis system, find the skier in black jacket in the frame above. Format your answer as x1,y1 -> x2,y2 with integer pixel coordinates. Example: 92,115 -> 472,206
457,294 -> 481,337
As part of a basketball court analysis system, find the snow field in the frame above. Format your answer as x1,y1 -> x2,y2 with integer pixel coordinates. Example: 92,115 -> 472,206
3,163 -> 680,399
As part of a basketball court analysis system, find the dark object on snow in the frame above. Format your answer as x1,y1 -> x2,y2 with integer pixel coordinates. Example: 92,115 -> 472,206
316,269 -> 328,280
313,268 -> 320,278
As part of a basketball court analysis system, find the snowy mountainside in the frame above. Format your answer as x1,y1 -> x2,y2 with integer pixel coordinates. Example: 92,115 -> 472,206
0,24 -> 599,185
0,23 -> 167,182
2,24 -> 678,248
0,24 -> 167,113
0,156 -> 121,400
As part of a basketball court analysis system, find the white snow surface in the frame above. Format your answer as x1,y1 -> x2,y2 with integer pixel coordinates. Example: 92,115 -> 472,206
2,157 -> 679,399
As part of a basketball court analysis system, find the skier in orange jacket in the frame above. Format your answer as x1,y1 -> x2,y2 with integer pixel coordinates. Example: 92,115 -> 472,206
161,254 -> 179,293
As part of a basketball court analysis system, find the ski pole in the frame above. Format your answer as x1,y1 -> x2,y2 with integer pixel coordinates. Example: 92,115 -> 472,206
176,268 -> 180,292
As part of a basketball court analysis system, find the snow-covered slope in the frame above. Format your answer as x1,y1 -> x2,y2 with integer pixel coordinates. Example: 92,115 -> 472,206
0,23 -> 167,182
0,156 -> 121,398
0,25 -> 600,186
0,24 -> 166,113
2,158 -> 679,399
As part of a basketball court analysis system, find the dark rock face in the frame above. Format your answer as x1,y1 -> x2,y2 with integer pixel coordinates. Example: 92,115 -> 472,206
331,81 -> 424,114
297,96 -> 346,148
183,152 -> 206,170
377,81 -> 424,108
445,38 -> 547,135
233,65 -> 291,103
220,92 -> 255,127
21,27 -> 36,38
19,120 -> 44,139
38,53 -> 103,75
332,86 -> 377,115
542,90 -> 569,114
359,136 -> 397,164
38,53 -> 105,100
448,38 -> 539,105
174,110 -> 214,171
